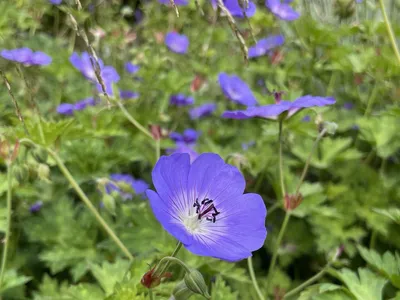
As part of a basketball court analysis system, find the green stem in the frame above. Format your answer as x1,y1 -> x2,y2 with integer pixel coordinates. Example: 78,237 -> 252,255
0,163 -> 13,289
378,0 -> 400,65
268,202 -> 280,215
283,265 -> 330,299
155,139 -> 161,161
278,120 -> 286,197
155,242 -> 183,277
115,101 -> 153,140
47,148 -> 133,261
294,128 -> 327,196
248,257 -> 265,300
265,212 -> 291,294
149,288 -> 155,300
364,83 -> 378,117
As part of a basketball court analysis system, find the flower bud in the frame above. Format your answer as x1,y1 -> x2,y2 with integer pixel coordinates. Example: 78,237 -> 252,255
31,147 -> 48,163
171,280 -> 195,300
323,121 -> 338,135
284,193 -> 303,211
334,0 -> 356,20
13,165 -> 29,183
37,163 -> 51,183
102,194 -> 116,215
184,268 -> 210,299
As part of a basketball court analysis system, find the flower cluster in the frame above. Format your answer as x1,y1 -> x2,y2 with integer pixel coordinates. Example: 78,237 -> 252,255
1,48 -> 52,66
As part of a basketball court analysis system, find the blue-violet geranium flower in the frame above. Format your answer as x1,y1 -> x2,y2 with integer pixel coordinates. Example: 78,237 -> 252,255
218,73 -> 258,106
106,174 -> 149,200
248,35 -> 285,58
265,0 -> 300,21
170,94 -> 194,106
1,48 -> 52,66
147,153 -> 267,261
189,103 -> 217,120
165,32 -> 189,54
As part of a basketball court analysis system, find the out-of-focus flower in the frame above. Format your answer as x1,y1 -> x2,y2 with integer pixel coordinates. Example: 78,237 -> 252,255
1,48 -> 52,66
106,174 -> 149,200
159,0 -> 189,5
222,95 -> 335,120
242,141 -> 255,151
49,0 -> 62,4
125,62 -> 140,74
165,32 -> 189,54
218,73 -> 258,106
265,0 -> 300,21
74,97 -> 97,111
56,103 -> 75,115
212,0 -> 257,18
30,201 -> 43,213
69,52 -> 120,95
170,129 -> 200,145
146,153 -> 267,261
343,102 -> 354,110
119,90 -> 139,99
170,94 -> 194,106
248,35 -> 285,58
189,103 -> 217,120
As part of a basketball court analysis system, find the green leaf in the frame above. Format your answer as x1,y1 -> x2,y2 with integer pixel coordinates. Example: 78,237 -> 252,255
358,246 -> 400,288
0,270 -> 31,294
211,276 -> 239,300
372,208 -> 400,225
89,259 -> 130,296
332,268 -> 387,300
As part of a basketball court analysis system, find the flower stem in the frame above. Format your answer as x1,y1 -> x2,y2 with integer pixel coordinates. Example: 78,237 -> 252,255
155,242 -> 183,277
149,288 -> 155,300
378,0 -> 400,65
364,83 -> 378,117
155,139 -> 161,161
265,211 -> 291,295
47,148 -> 133,261
283,265 -> 330,299
248,256 -> 265,300
294,128 -> 327,196
0,162 -> 13,289
278,120 -> 286,197
115,101 -> 153,140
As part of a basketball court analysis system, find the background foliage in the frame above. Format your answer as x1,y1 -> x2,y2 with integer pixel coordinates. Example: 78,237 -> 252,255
0,0 -> 400,299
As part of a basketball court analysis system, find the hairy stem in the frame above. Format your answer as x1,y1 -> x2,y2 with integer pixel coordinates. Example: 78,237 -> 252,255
248,256 -> 266,300
47,148 -> 133,261
378,0 -> 400,65
278,120 -> 286,197
0,162 -> 13,288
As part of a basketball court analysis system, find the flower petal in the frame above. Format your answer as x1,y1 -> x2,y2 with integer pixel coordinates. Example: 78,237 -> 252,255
292,95 -> 336,108
152,153 -> 191,216
147,189 -> 193,245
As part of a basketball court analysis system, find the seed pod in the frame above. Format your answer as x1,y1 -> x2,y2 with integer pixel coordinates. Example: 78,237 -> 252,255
31,147 -> 48,163
171,280 -> 195,300
184,269 -> 210,299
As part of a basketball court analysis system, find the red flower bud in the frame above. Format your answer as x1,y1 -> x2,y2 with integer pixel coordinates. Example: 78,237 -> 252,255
141,267 -> 172,289
284,193 -> 303,211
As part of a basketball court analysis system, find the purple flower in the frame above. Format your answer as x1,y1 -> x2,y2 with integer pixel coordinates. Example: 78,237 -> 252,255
242,141 -> 255,151
343,102 -> 354,110
125,62 -> 140,74
69,52 -> 120,95
189,103 -> 217,119
222,95 -> 335,120
165,32 -> 189,54
1,48 -> 52,66
170,94 -> 194,106
30,201 -> 43,213
106,174 -> 149,200
248,35 -> 285,58
218,73 -> 258,106
119,90 -> 139,99
167,143 -> 199,162
56,103 -> 75,115
49,0 -> 62,4
159,0 -> 188,5
170,129 -> 200,145
74,97 -> 97,111
147,153 -> 267,261
212,0 -> 256,18
265,0 -> 300,21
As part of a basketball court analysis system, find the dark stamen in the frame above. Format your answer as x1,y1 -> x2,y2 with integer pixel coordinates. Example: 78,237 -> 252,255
193,198 -> 220,223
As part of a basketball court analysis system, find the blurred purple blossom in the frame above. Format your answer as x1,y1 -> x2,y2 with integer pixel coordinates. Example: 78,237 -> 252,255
343,102 -> 354,110
56,103 -> 75,115
74,97 -> 97,111
265,0 -> 300,21
119,90 -> 139,99
165,32 -> 189,54
1,48 -> 52,66
218,73 -> 258,106
170,94 -> 194,106
30,201 -> 43,213
212,0 -> 257,18
166,143 -> 199,163
170,129 -> 200,145
49,0 -> 62,4
125,62 -> 140,74
189,103 -> 217,119
222,95 -> 335,120
69,52 -> 120,95
106,174 -> 149,200
242,141 -> 255,151
159,0 -> 188,5
249,35 -> 285,58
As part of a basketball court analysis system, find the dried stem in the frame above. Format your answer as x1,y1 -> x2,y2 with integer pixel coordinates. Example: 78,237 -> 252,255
0,70 -> 29,136
216,0 -> 248,63
169,0 -> 180,17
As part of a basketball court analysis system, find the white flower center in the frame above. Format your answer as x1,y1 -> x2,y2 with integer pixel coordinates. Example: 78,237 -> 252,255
181,198 -> 220,235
